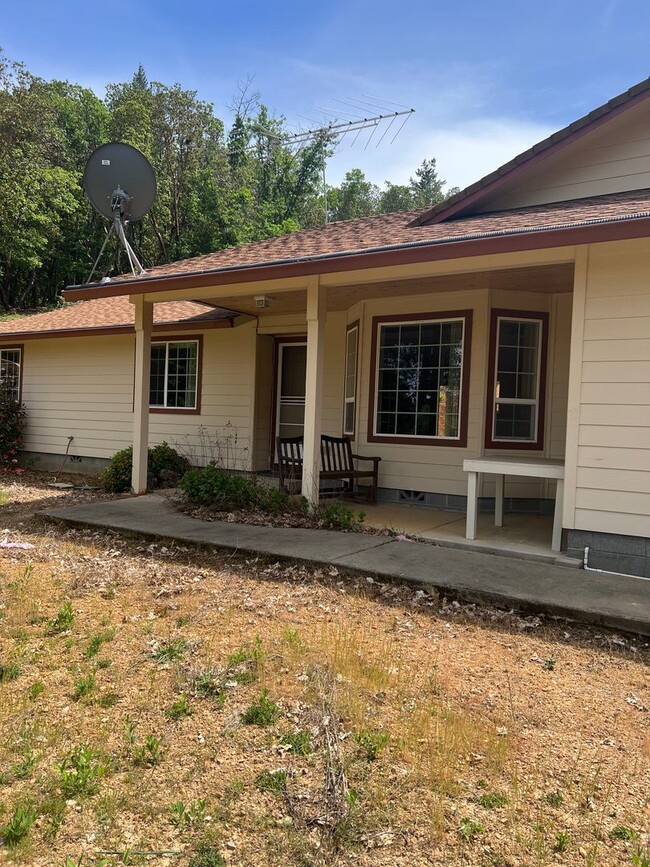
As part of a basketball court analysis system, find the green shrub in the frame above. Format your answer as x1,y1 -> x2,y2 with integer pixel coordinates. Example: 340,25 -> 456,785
255,769 -> 287,793
180,464 -> 294,513
47,602 -> 74,635
0,383 -> 26,475
314,502 -> 364,530
101,441 -> 190,493
189,845 -> 226,867
56,744 -> 106,797
354,728 -> 389,761
0,801 -> 36,847
280,731 -> 312,755
241,690 -> 281,726
477,792 -> 508,809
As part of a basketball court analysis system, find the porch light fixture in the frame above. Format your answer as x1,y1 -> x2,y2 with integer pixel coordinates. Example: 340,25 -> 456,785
254,296 -> 271,309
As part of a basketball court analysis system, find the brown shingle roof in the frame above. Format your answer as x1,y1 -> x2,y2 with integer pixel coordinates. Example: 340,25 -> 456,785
0,296 -> 235,339
71,188 -> 650,291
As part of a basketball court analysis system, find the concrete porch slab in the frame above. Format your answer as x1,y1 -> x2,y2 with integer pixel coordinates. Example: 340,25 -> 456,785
42,494 -> 650,637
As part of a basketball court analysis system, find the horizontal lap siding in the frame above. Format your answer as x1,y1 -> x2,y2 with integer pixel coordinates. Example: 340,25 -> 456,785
480,100 -> 650,210
347,287 -> 571,500
13,326 -> 256,467
574,239 -> 650,536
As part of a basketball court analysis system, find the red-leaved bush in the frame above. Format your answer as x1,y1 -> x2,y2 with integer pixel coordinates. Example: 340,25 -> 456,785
0,384 -> 26,474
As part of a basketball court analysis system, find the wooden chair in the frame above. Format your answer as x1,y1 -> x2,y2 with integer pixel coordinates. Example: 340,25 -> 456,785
276,434 -> 381,504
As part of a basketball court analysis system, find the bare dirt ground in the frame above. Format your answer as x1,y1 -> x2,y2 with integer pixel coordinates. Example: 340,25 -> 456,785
0,473 -> 648,867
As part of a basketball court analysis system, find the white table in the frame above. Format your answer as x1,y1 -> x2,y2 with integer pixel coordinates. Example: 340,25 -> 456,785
463,456 -> 565,552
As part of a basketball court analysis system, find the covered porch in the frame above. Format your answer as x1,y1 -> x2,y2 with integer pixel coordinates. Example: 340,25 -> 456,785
124,243 -> 577,557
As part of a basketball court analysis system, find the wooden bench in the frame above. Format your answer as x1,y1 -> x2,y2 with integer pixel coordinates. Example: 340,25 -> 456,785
277,435 -> 381,504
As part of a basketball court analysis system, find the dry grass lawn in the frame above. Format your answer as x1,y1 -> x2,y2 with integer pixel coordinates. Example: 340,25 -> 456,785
0,474 -> 648,867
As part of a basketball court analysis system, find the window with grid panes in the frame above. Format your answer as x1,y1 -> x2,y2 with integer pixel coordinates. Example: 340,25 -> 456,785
343,324 -> 358,436
492,317 -> 542,442
0,348 -> 21,401
149,340 -> 198,409
374,318 -> 465,439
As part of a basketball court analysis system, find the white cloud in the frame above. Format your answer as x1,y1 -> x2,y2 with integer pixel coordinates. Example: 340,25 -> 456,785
325,117 -> 553,193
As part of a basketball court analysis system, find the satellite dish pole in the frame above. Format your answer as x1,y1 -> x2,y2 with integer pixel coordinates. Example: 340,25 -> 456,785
83,143 -> 157,283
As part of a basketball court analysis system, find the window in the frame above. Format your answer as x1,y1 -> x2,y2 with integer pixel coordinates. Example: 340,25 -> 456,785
0,347 -> 22,401
149,339 -> 200,411
343,322 -> 359,436
486,310 -> 548,449
369,311 -> 472,446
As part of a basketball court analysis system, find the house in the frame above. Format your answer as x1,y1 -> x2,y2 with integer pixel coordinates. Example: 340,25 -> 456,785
1,77 -> 650,576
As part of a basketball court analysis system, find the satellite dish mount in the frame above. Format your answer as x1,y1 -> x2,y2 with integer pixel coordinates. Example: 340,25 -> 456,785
83,143 -> 157,283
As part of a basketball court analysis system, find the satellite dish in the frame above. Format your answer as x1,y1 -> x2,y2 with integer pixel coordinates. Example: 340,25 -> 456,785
83,142 -> 157,282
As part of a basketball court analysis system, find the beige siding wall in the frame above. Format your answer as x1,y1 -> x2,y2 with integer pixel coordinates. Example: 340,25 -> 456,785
251,335 -> 275,470
346,287 -> 571,500
14,324 -> 257,470
570,238 -> 650,537
479,98 -> 650,210
8,284 -> 572,503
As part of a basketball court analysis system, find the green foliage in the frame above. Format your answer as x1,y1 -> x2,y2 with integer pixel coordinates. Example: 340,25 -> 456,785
0,51 -> 455,310
169,798 -> 206,828
85,628 -> 115,658
180,464 -> 293,512
610,826 -> 637,841
56,744 -> 106,797
632,847 -> 650,867
0,801 -> 36,847
554,830 -> 571,852
153,637 -> 188,663
458,817 -> 484,841
124,719 -> 165,767
101,442 -> 190,493
476,792 -> 507,809
241,689 -> 281,726
354,728 -> 389,761
47,602 -> 74,634
189,668 -> 226,704
0,661 -> 21,682
543,657 -> 556,671
315,502 -> 364,531
227,636 -> 264,683
0,384 -> 26,473
544,789 -> 564,808
180,465 -> 365,530
27,680 -> 44,700
188,845 -> 226,867
166,693 -> 192,720
280,731 -> 312,756
255,769 -> 287,793
72,671 -> 96,701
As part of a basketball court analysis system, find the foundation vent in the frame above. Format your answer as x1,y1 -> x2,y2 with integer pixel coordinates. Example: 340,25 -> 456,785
398,489 -> 425,504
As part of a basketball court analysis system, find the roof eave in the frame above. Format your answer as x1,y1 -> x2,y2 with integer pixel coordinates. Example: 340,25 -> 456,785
62,214 -> 650,303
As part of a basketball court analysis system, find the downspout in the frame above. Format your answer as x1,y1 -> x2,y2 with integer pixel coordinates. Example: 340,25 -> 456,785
582,546 -> 649,580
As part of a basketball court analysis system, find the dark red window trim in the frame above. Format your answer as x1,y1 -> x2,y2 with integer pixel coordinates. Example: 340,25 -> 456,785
0,344 -> 24,403
367,310 -> 473,448
484,309 -> 549,451
149,334 -> 203,416
343,319 -> 359,441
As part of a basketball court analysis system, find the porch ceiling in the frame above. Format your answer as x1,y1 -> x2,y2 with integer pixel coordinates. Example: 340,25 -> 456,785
192,262 -> 575,317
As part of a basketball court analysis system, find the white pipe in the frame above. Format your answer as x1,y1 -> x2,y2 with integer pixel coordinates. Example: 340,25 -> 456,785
583,546 -> 649,581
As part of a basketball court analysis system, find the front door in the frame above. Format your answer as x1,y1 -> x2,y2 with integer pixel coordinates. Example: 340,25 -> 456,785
276,342 -> 307,441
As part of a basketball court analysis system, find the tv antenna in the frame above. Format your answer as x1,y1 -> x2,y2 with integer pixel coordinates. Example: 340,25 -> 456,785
231,96 -> 415,224
83,142 -> 157,283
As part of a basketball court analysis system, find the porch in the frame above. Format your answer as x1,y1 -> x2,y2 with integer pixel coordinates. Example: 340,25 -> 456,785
359,500 -> 558,562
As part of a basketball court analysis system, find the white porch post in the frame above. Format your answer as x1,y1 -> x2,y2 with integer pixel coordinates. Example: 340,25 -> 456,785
131,295 -> 153,494
302,276 -> 326,505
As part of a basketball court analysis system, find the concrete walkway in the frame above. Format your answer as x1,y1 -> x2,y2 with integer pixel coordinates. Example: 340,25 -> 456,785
42,494 -> 650,636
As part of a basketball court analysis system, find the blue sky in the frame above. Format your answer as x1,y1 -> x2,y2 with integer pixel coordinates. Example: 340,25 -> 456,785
3,0 -> 650,191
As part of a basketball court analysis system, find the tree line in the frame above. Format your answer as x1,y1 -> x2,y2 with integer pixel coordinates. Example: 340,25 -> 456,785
0,54 -> 457,310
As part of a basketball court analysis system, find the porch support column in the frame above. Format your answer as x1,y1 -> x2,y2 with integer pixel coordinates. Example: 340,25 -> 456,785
302,276 -> 326,505
131,295 -> 153,494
